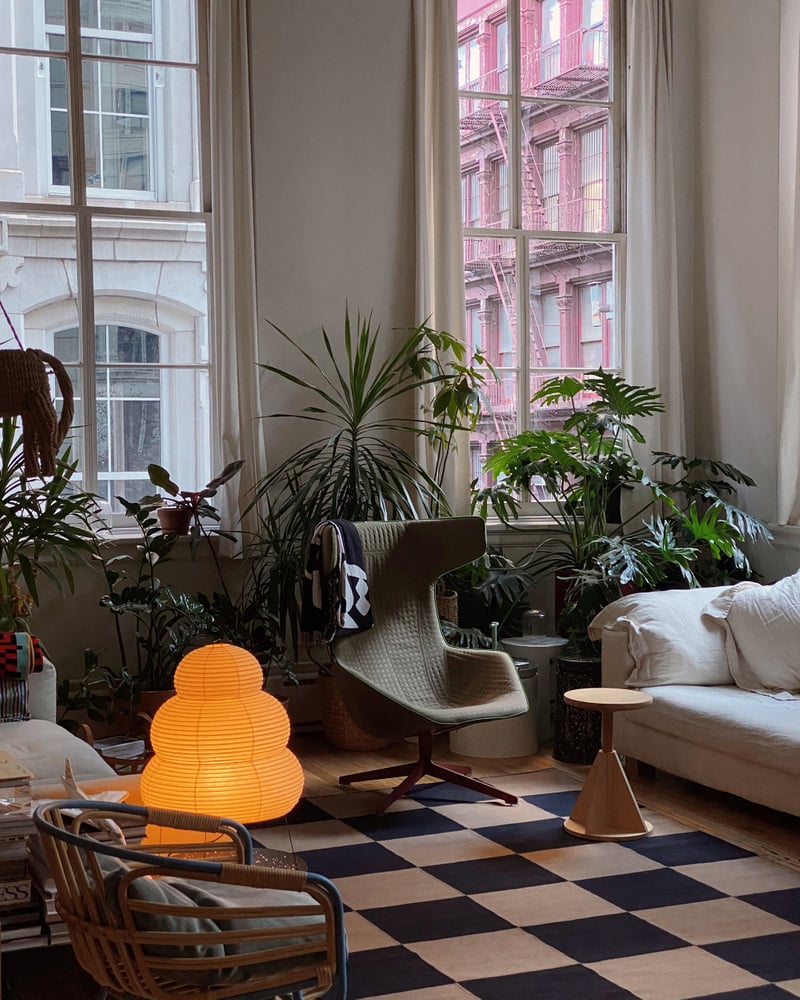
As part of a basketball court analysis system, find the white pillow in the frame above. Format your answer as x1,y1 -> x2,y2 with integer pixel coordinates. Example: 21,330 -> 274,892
702,572 -> 800,693
588,586 -> 735,687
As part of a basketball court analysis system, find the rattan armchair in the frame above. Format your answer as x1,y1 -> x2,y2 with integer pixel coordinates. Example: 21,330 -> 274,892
33,800 -> 347,1000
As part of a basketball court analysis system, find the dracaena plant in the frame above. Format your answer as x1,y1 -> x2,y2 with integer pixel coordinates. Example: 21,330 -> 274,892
247,306 -> 491,656
477,369 -> 772,653
0,417 -> 103,632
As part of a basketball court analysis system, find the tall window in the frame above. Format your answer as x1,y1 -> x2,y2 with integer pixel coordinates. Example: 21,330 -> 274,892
0,0 -> 210,518
458,0 -> 622,474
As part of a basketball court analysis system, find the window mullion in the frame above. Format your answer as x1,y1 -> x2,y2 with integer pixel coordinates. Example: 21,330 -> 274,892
508,0 -> 528,434
66,1 -> 98,492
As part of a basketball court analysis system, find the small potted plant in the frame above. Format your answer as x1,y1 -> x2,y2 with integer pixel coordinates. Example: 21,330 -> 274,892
147,460 -> 245,538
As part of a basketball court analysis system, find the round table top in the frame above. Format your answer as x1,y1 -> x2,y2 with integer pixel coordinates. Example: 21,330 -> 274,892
564,687 -> 653,712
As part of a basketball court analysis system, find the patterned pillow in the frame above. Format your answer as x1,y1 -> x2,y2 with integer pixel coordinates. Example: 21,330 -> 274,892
0,633 -> 44,722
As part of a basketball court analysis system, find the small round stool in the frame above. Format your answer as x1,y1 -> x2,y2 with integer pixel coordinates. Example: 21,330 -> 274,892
562,687 -> 653,841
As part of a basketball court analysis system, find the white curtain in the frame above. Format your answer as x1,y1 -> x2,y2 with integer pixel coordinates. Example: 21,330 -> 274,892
412,0 -> 469,514
777,2 -> 800,524
625,0 -> 687,457
208,0 -> 265,545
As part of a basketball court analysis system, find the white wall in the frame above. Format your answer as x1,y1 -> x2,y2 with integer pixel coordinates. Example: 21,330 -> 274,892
250,0 -> 418,466
689,0 -> 780,526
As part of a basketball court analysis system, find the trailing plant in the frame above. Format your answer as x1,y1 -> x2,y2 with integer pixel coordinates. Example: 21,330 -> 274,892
481,369 -> 772,653
94,460 -> 294,695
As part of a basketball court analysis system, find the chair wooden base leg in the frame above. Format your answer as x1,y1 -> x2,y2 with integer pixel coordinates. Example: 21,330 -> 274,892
338,732 -> 518,813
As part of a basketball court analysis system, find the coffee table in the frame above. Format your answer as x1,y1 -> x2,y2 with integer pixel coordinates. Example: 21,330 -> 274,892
562,687 -> 653,841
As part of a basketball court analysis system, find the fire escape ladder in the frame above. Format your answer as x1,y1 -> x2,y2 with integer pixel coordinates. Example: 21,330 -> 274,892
520,117 -> 546,224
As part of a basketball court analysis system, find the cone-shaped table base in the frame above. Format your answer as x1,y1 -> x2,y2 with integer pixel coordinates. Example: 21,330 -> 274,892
563,748 -> 652,840
562,687 -> 654,842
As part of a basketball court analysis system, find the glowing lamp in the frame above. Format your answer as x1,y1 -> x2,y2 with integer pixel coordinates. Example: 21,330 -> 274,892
141,643 -> 304,830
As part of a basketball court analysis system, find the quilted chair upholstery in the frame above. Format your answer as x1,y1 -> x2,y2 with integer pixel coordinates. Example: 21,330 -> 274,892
331,517 -> 528,814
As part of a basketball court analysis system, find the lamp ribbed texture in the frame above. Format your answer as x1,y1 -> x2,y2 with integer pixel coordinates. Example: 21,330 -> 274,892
141,643 -> 303,824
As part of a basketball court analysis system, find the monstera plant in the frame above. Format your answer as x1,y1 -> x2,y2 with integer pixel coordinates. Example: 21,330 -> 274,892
477,369 -> 772,652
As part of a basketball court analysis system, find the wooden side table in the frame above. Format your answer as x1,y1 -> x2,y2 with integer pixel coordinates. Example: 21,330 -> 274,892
562,687 -> 653,841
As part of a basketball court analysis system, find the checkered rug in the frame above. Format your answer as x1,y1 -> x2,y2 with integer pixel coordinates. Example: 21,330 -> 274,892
250,768 -> 800,1000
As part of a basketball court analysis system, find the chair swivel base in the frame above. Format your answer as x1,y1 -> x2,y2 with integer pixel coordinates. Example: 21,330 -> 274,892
338,730 -> 519,815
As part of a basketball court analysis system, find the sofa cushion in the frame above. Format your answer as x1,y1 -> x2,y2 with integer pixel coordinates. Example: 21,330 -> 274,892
703,573 -> 800,694
588,586 -> 735,686
630,684 -> 800,779
0,719 -> 115,783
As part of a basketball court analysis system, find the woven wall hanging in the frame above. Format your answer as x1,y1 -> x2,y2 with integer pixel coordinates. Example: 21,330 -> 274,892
0,348 -> 74,478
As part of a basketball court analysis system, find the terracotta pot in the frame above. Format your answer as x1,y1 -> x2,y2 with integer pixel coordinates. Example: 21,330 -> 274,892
156,505 -> 193,535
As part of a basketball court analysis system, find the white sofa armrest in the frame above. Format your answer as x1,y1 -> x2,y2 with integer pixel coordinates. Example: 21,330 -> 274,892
29,658 -> 58,723
601,628 -> 636,688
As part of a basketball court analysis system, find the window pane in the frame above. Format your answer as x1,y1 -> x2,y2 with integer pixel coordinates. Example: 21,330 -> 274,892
464,236 -> 518,459
522,103 -> 610,232
82,0 -> 198,64
100,0 -> 153,34
460,97 -> 509,229
522,0 -> 609,100
528,238 -> 616,371
92,216 -> 210,512
0,213 -> 80,349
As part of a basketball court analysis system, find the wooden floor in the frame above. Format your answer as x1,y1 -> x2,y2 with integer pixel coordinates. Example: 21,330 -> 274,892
291,731 -> 800,871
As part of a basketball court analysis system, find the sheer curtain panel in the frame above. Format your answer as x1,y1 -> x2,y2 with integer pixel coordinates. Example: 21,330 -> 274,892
208,0 -> 265,544
413,0 -> 469,513
625,0 -> 687,456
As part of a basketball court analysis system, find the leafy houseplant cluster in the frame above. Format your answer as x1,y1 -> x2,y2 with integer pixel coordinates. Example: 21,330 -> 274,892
477,369 -> 771,652
0,418 -> 100,634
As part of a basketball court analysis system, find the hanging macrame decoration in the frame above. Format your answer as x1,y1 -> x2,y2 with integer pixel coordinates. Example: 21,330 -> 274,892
0,348 -> 74,478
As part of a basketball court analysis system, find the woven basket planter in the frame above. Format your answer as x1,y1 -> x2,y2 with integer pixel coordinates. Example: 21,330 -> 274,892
320,674 -> 392,751
436,590 -> 459,625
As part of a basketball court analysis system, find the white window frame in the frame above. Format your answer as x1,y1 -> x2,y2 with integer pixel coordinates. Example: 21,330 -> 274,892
0,0 -> 212,527
459,0 -> 625,513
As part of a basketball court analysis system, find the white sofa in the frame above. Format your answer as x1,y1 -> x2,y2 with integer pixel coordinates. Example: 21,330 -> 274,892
0,660 -> 142,801
591,580 -> 800,819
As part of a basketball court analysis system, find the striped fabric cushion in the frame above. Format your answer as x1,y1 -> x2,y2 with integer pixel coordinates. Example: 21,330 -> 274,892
0,633 -> 44,723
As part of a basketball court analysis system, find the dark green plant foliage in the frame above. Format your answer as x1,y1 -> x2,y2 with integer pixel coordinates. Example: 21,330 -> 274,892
0,417 -> 102,632
57,648 -> 137,735
479,369 -> 772,654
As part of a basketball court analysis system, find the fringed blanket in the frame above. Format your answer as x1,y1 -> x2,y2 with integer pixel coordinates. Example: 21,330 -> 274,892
300,519 -> 373,647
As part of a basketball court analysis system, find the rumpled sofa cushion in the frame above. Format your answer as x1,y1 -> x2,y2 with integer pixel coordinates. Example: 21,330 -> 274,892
588,586 -> 735,686
703,572 -> 800,694
0,719 -> 115,783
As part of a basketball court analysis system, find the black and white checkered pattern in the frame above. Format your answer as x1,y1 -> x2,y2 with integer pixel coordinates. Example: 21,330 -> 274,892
252,769 -> 800,1000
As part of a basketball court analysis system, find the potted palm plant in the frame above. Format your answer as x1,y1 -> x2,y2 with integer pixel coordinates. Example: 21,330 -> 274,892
248,307 -> 490,748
